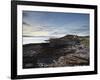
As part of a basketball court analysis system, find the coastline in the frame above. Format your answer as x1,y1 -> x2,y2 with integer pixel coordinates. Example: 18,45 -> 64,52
23,35 -> 89,68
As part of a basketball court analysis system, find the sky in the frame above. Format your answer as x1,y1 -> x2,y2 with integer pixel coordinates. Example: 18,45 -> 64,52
22,11 -> 89,38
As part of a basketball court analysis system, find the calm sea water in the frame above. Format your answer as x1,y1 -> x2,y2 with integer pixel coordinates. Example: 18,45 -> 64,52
23,37 -> 50,44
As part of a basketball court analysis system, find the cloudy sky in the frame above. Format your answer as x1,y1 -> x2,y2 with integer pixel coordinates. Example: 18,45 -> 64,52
22,11 -> 89,38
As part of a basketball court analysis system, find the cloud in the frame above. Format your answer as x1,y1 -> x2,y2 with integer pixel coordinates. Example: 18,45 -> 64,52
72,25 -> 89,32
23,22 -> 31,26
23,21 -> 89,37
23,24 -> 50,37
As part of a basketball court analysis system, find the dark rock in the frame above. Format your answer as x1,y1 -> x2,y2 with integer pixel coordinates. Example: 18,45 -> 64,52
23,35 -> 89,68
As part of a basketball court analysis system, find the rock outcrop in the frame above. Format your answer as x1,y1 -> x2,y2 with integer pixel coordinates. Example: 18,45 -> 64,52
23,35 -> 89,68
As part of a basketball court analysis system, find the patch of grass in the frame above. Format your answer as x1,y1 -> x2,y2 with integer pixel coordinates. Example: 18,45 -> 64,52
79,36 -> 89,47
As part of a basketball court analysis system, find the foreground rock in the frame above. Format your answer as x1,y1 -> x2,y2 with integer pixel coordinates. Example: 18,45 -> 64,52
23,35 -> 89,68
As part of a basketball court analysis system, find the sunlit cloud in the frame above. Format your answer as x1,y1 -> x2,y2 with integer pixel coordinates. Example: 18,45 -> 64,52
23,24 -> 50,37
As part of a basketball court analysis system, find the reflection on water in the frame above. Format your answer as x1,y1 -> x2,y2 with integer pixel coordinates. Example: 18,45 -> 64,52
23,37 -> 50,44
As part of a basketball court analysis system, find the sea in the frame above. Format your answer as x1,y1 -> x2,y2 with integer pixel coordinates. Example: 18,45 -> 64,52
23,37 -> 50,44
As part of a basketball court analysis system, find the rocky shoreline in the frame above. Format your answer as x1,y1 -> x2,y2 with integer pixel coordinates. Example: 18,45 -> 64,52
23,35 -> 89,68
